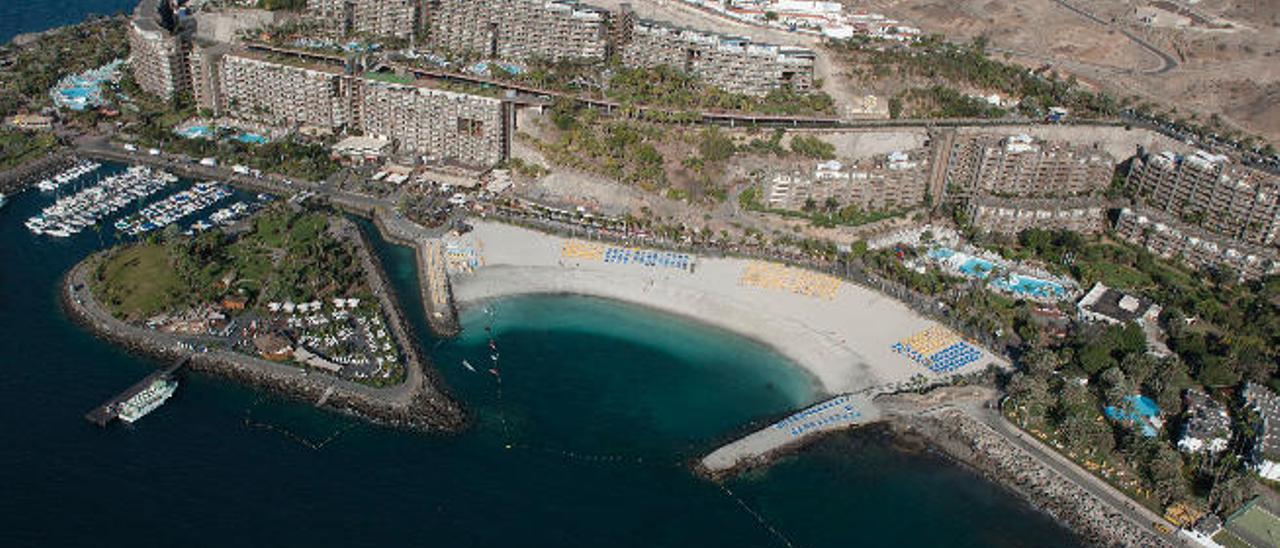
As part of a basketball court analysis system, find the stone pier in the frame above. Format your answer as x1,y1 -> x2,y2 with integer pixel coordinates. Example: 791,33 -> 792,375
698,393 -> 882,478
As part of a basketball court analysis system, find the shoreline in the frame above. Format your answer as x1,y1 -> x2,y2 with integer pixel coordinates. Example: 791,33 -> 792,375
450,220 -> 1010,397
61,215 -> 466,433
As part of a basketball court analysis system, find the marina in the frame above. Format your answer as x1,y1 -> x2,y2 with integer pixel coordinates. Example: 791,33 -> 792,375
35,160 -> 101,192
115,182 -> 233,236
25,165 -> 176,238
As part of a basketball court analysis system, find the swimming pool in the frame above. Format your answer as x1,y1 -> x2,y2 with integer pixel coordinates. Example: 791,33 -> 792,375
177,125 -> 213,139
1104,395 -> 1161,437
234,133 -> 268,144
991,274 -> 1066,299
958,257 -> 996,279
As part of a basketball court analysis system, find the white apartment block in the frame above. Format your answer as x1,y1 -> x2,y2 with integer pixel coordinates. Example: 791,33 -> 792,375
218,51 -> 348,130
353,79 -> 507,168
619,18 -> 814,96
945,134 -> 1114,201
1126,149 -> 1280,246
424,0 -> 611,62
306,0 -> 419,40
764,152 -> 928,212
1114,207 -> 1280,280
967,197 -> 1107,236
129,0 -> 192,101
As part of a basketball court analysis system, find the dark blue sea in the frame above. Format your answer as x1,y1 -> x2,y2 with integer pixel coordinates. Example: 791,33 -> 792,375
0,0 -> 138,44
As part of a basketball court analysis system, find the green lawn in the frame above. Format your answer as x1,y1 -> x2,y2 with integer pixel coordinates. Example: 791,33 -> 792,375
1213,530 -> 1252,548
94,244 -> 187,321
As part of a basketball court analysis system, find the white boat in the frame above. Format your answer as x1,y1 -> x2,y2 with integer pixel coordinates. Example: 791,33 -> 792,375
0,193 -> 6,209
118,378 -> 178,423
462,359 -> 475,372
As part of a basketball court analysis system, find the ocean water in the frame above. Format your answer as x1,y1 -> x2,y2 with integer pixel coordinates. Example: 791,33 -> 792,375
0,0 -> 138,44
0,165 -> 1081,546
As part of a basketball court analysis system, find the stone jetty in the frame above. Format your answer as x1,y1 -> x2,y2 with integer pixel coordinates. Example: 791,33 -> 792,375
698,393 -> 882,478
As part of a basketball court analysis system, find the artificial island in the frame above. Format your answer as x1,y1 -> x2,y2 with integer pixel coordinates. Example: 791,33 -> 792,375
4,0 -> 1280,547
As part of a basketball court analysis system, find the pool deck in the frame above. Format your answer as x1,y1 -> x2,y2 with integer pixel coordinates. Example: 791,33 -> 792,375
698,393 -> 882,477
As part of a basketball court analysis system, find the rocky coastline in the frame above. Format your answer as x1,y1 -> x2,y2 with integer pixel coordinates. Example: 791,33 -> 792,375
892,410 -> 1171,548
61,218 -> 466,433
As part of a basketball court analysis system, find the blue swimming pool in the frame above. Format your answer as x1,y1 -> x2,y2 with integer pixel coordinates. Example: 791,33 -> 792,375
1104,395 -> 1161,437
177,125 -> 213,139
234,133 -> 268,144
991,274 -> 1066,299
958,257 -> 996,278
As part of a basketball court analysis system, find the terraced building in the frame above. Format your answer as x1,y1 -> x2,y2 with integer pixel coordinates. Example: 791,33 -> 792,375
128,0 -> 193,101
423,0 -> 611,62
305,0 -> 420,40
617,16 -> 815,96
1125,149 -> 1280,246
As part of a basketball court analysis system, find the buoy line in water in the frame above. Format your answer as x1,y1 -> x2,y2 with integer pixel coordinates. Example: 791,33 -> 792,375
243,397 -> 356,450
717,483 -> 798,548
482,313 -> 649,466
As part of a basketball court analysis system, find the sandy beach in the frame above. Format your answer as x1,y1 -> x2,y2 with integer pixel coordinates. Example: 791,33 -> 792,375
450,221 -> 1008,395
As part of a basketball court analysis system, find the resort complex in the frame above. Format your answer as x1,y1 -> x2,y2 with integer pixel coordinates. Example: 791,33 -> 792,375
6,0 -> 1280,546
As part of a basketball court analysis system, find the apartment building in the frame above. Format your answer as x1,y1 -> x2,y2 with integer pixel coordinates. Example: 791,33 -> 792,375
764,152 -> 929,212
618,16 -> 814,96
218,51 -> 349,130
1114,207 -> 1280,280
423,0 -> 611,62
966,196 -> 1107,236
306,0 -> 419,40
129,0 -> 193,101
944,134 -> 1114,201
1126,149 -> 1280,246
352,78 -> 507,168
188,40 -> 230,113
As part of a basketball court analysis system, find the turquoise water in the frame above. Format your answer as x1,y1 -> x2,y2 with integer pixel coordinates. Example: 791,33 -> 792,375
235,132 -> 268,144
991,274 -> 1066,299
1105,395 -> 1161,437
177,125 -> 213,139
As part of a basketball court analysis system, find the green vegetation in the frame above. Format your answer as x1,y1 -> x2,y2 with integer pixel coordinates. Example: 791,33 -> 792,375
882,227 -> 1280,512
0,128 -> 59,171
93,243 -> 190,321
606,65 -> 836,116
893,86 -> 1006,119
93,208 -> 371,318
534,102 -> 667,189
739,185 -> 900,228
789,135 -> 836,159
0,17 -> 129,117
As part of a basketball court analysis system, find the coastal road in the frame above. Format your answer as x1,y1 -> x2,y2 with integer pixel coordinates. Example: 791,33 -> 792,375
961,402 -> 1187,546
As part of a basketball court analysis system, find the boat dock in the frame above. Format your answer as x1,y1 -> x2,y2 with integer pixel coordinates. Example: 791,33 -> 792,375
85,357 -> 188,427
699,393 -> 881,477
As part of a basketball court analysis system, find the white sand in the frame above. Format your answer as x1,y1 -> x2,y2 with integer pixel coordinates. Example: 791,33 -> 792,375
450,222 -> 1007,395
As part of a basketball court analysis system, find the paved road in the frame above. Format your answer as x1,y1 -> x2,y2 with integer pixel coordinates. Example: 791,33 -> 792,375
960,401 -> 1189,546
1046,0 -> 1178,75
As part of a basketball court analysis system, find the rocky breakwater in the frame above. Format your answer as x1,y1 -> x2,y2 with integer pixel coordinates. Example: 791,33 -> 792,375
905,408 -> 1171,547
62,231 -> 465,433
371,208 -> 460,337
